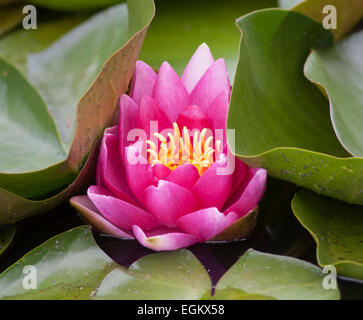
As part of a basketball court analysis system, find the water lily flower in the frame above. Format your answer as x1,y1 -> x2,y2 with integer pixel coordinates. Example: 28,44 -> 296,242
70,43 -> 267,251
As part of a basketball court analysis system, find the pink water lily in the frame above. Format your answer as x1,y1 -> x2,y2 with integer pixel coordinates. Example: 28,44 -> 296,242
70,43 -> 267,251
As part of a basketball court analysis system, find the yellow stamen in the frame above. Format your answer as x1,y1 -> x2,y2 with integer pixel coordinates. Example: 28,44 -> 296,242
146,123 -> 221,175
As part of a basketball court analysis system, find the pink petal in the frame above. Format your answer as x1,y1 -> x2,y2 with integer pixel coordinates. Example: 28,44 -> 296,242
181,43 -> 214,93
176,104 -> 211,132
132,225 -> 198,251
138,95 -> 172,138
153,163 -> 171,180
192,156 -> 233,210
143,180 -> 198,227
119,94 -> 139,161
124,140 -> 154,202
207,89 -> 229,131
177,207 -> 239,241
97,126 -> 118,186
231,158 -> 248,194
97,129 -> 137,205
166,164 -> 200,190
190,59 -> 230,115
224,168 -> 267,217
130,60 -> 157,105
87,185 -> 160,231
153,61 -> 191,121
70,195 -> 133,239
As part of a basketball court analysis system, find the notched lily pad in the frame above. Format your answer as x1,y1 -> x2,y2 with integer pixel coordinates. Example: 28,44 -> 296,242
213,248 -> 340,300
228,8 -> 363,205
0,225 -> 116,299
0,0 -> 155,224
93,249 -> 211,300
304,30 -> 363,157
292,189 -> 363,280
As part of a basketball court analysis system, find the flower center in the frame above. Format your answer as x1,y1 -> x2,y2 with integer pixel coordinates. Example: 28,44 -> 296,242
146,123 -> 221,175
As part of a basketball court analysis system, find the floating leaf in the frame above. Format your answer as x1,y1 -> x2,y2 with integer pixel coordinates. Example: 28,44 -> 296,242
213,249 -> 340,300
0,14 -> 89,73
304,30 -> 363,157
292,189 -> 363,280
140,0 -> 277,80
228,8 -> 363,205
0,0 -> 155,223
0,226 -> 116,299
94,250 -> 211,300
0,225 -> 16,257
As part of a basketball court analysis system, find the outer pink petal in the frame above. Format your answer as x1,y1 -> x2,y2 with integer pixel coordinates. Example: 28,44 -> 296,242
207,89 -> 229,131
130,60 -> 157,105
132,225 -> 198,251
181,43 -> 214,93
119,94 -> 139,161
70,195 -> 133,239
192,156 -> 232,210
87,185 -> 160,231
231,158 -> 248,195
166,164 -> 200,191
138,95 -> 172,138
224,168 -> 267,217
177,207 -> 239,241
176,104 -> 211,132
143,180 -> 198,227
97,129 -> 137,205
124,140 -> 154,202
190,59 -> 230,115
153,61 -> 191,121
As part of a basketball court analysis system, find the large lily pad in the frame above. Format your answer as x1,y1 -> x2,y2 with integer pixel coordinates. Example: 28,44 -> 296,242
212,249 -> 340,300
0,14 -> 89,74
140,0 -> 277,80
304,30 -> 363,157
0,0 -> 155,223
292,189 -> 363,280
228,8 -> 363,205
94,249 -> 211,300
0,226 -> 116,299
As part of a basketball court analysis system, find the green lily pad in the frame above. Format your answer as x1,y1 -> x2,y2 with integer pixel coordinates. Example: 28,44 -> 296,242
94,249 -> 211,300
228,8 -> 363,205
28,0 -> 125,11
0,225 -> 16,257
0,225 -> 342,299
0,57 -> 73,198
292,189 -> 363,280
0,225 -> 116,299
140,0 -> 277,80
213,249 -> 340,300
0,14 -> 89,74
304,30 -> 363,157
0,4 -> 23,36
0,0 -> 155,223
